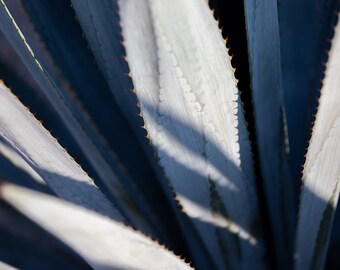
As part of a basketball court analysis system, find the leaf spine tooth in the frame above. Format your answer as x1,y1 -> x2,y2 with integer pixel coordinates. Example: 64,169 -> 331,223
228,54 -> 233,61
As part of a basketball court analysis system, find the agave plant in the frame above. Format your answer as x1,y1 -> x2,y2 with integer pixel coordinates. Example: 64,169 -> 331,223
0,0 -> 339,269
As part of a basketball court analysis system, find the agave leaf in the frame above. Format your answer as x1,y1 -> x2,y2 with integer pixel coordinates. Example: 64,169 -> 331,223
0,27 -> 97,182
0,181 -> 192,270
118,2 -> 217,268
294,9 -> 340,270
19,0 -> 158,210
69,0 -> 214,256
278,0 -> 338,185
0,0 -> 152,233
0,139 -> 54,195
69,1 -> 168,185
17,0 -> 187,248
0,196 -> 92,269
120,0 -> 266,269
19,0 -> 149,193
243,0 -> 296,267
69,0 -> 141,132
0,81 -> 122,221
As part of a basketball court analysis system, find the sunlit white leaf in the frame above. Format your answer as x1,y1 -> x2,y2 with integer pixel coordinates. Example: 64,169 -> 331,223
0,182 -> 192,270
0,81 -> 121,221
295,12 -> 340,270
120,0 -> 266,269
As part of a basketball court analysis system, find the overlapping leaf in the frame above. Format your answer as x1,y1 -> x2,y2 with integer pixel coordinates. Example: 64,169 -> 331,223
0,182 -> 192,270
120,0 -> 266,269
295,8 -> 340,270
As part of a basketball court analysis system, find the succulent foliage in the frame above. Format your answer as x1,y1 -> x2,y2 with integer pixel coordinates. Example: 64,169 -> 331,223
0,0 -> 340,269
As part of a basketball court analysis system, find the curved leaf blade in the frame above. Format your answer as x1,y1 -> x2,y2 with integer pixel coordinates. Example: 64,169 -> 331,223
0,0 -> 151,233
295,9 -> 340,270
121,0 -> 266,269
0,182 -> 192,270
0,80 -> 122,221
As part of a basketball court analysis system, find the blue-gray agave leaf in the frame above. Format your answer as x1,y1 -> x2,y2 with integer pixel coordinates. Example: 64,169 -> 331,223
121,0 -> 266,269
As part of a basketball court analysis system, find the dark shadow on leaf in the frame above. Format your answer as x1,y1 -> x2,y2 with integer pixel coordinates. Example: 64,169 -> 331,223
142,102 -> 269,269
0,2 -> 338,268
0,150 -> 54,196
0,6 -> 188,256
